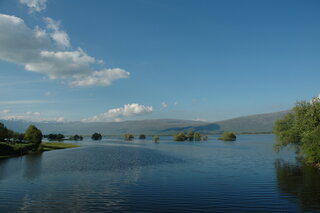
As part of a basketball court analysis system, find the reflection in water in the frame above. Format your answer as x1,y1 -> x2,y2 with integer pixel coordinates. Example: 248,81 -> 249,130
275,159 -> 320,212
23,153 -> 43,180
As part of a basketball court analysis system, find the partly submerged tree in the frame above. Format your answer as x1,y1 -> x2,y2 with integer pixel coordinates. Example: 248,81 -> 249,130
154,135 -> 159,143
91,133 -> 102,140
274,97 -> 320,164
139,134 -> 146,139
24,125 -> 42,145
174,132 -> 187,141
124,134 -> 134,141
218,132 -> 236,141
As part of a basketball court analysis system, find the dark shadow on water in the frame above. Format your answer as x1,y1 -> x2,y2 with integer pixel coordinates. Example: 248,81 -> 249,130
23,153 -> 43,180
274,159 -> 320,212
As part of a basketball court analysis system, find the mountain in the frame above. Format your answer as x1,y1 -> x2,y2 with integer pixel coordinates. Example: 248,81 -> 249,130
0,110 -> 290,135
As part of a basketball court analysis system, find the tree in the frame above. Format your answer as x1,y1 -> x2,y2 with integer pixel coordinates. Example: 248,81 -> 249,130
218,132 -> 236,141
194,132 -> 202,141
91,133 -> 102,140
124,134 -> 134,141
274,97 -> 320,164
139,134 -> 146,139
154,135 -> 159,143
187,131 -> 195,141
24,125 -> 42,145
174,132 -> 187,141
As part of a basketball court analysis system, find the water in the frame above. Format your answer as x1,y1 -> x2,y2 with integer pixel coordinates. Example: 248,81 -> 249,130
1,134 -> 320,212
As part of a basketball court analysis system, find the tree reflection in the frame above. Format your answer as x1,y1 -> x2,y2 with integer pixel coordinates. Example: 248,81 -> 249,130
274,159 -> 320,212
23,153 -> 43,180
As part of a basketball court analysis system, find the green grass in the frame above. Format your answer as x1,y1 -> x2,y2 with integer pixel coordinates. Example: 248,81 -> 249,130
41,142 -> 80,151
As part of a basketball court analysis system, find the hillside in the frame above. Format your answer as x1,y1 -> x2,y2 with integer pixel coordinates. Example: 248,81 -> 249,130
0,110 -> 289,135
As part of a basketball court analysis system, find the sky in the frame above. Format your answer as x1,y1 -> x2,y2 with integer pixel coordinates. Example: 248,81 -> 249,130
0,0 -> 319,123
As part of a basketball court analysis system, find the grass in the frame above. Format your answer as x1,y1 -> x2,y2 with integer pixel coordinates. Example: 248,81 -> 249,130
41,142 -> 80,151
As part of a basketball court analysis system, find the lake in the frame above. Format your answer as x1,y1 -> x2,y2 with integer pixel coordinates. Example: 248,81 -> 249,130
1,134 -> 320,212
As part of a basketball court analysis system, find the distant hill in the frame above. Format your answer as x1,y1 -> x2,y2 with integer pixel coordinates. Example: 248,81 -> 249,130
0,110 -> 290,135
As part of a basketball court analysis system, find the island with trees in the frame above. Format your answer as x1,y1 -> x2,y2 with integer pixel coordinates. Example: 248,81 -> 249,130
174,131 -> 208,142
218,132 -> 237,141
274,97 -> 320,167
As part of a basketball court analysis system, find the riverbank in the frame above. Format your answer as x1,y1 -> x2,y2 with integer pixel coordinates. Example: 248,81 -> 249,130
0,142 -> 80,159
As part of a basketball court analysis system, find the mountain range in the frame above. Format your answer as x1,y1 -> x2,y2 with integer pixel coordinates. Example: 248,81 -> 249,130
0,110 -> 289,135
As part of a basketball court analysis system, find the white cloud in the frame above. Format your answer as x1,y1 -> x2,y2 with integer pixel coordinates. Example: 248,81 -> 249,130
71,68 -> 130,87
0,14 -> 129,87
83,103 -> 153,122
43,17 -> 70,48
55,117 -> 65,122
20,0 -> 47,13
161,102 -> 168,110
26,111 -> 41,116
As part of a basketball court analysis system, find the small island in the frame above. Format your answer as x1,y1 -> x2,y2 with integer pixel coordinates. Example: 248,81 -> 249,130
218,132 -> 237,141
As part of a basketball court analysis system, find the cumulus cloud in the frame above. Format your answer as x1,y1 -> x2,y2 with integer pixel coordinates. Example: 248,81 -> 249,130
83,103 -> 153,122
0,14 -> 129,87
20,0 -> 47,13
26,111 -> 41,116
43,17 -> 70,48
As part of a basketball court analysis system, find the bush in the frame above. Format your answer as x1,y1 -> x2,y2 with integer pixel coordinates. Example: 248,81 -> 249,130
124,134 -> 134,141
219,132 -> 236,141
91,133 -> 102,140
139,134 -> 146,139
174,132 -> 187,141
24,125 -> 42,145
154,135 -> 159,143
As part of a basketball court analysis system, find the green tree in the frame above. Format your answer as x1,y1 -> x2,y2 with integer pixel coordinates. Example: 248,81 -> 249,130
218,132 -> 236,141
274,97 -> 320,164
91,133 -> 102,140
174,132 -> 187,141
24,125 -> 42,145
187,131 -> 195,141
194,132 -> 202,141
139,134 -> 146,139
124,134 -> 134,141
154,135 -> 159,143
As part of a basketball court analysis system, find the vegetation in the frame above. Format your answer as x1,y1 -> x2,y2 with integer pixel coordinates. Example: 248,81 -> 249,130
139,134 -> 146,139
124,134 -> 134,141
91,133 -> 102,140
46,133 -> 65,141
274,98 -> 320,165
218,132 -> 236,141
24,125 -> 43,145
42,142 -> 80,151
173,131 -> 205,142
154,135 -> 159,143
69,134 -> 83,141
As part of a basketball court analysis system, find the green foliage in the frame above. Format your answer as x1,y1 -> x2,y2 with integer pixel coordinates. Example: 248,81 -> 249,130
194,132 -> 202,141
174,131 -> 203,141
47,133 -> 65,141
154,135 -> 159,143
274,98 -> 320,164
174,132 -> 187,141
219,132 -> 236,141
124,134 -> 134,141
70,134 -> 83,141
24,125 -> 42,145
139,134 -> 146,139
0,142 -> 37,156
91,133 -> 102,140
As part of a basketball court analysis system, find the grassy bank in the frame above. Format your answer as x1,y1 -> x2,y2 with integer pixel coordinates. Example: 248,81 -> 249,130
0,142 -> 80,159
41,142 -> 80,151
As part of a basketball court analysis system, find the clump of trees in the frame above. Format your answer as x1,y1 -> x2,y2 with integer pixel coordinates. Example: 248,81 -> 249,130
124,134 -> 134,141
70,134 -> 83,141
154,135 -> 159,143
139,134 -> 146,139
46,133 -> 65,141
173,131 -> 207,142
218,132 -> 236,141
91,133 -> 102,140
274,98 -> 320,165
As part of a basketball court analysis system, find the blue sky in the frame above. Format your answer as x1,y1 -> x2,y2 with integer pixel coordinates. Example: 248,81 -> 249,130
0,0 -> 319,122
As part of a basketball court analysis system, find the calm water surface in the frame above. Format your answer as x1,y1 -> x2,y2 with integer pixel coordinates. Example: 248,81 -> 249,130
1,134 -> 320,212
